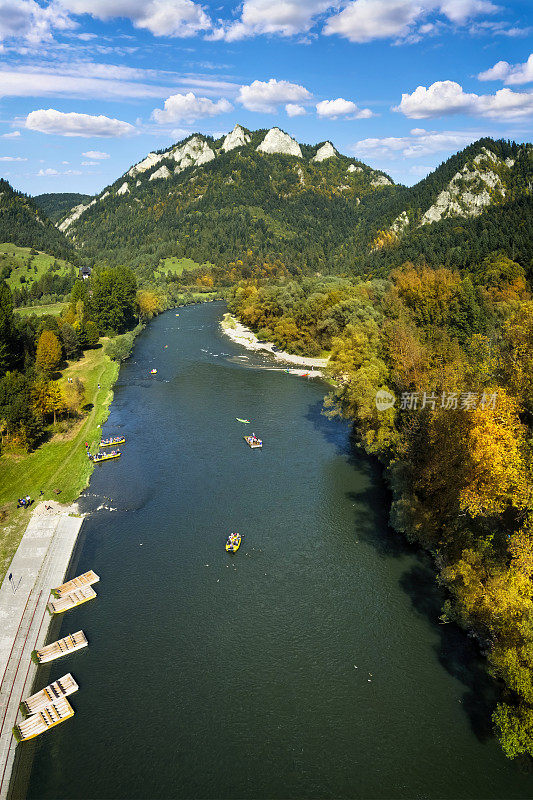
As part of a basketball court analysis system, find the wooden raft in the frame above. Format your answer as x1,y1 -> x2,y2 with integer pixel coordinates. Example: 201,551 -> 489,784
244,435 -> 263,449
47,586 -> 97,615
22,674 -> 78,715
34,631 -> 88,664
15,697 -> 74,741
53,570 -> 99,598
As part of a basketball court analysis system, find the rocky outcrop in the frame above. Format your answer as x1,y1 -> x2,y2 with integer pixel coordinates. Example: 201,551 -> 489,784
149,165 -> 171,181
371,174 -> 393,187
128,152 -> 163,177
221,124 -> 251,152
348,164 -> 363,173
257,128 -> 302,158
172,136 -> 215,174
312,142 -> 337,162
58,199 -> 95,231
421,147 -> 507,225
116,181 -> 130,196
390,211 -> 410,233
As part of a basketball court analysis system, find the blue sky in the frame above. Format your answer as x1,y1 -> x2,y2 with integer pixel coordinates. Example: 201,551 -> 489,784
1,0 -> 532,195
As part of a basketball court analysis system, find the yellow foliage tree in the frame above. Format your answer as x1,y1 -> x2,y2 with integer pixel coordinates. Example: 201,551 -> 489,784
35,330 -> 62,376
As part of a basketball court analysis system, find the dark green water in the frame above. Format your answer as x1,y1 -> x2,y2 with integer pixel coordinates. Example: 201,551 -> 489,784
18,303 -> 533,799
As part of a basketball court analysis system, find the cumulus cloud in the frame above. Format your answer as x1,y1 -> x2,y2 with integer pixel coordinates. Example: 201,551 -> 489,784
37,167 -> 82,176
316,97 -> 374,119
2,130 -> 20,138
238,79 -> 311,112
81,160 -> 98,165
82,150 -> 110,159
353,128 -> 481,158
0,155 -> 26,161
324,0 -> 499,43
0,0 -> 75,44
394,79 -> 533,118
286,103 -> 307,116
152,92 -> 232,123
57,0 -> 211,37
26,109 -> 136,137
478,53 -> 533,85
221,0 -> 335,40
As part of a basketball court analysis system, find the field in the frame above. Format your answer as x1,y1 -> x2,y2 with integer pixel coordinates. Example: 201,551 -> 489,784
0,243 -> 75,291
157,256 -> 214,278
15,302 -> 68,317
0,344 -> 119,582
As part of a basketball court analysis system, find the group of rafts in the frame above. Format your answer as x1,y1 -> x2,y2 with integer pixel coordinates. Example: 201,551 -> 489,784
87,435 -> 125,463
14,571 -> 99,742
225,417 -> 263,553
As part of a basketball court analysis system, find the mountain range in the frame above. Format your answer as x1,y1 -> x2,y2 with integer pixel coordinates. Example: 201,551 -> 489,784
19,125 -> 533,278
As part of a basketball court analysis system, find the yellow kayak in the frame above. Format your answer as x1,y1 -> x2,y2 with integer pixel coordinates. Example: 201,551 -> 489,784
226,533 -> 241,553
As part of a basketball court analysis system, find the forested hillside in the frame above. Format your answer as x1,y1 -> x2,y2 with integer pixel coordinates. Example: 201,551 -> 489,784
33,193 -> 92,224
50,128 -> 531,280
0,180 -> 73,260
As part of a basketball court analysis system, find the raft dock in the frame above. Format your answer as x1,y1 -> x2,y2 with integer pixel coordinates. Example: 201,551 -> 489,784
14,697 -> 74,742
47,586 -> 97,615
33,631 -> 88,664
21,674 -> 78,715
53,570 -> 99,598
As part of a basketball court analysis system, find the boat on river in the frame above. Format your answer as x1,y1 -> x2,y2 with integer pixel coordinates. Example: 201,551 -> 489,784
101,436 -> 125,446
89,450 -> 121,462
226,532 -> 242,552
244,435 -> 262,449
14,697 -> 75,741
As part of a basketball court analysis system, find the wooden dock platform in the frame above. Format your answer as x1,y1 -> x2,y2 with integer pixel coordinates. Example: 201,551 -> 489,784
53,570 -> 99,598
21,674 -> 78,715
244,435 -> 263,449
14,698 -> 74,741
33,631 -> 88,664
47,586 -> 97,614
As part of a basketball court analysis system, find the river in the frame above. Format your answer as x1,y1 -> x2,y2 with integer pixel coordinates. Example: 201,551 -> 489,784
14,303 -> 533,799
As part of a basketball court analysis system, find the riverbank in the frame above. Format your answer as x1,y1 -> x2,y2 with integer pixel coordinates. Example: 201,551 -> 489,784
220,313 -> 329,373
0,344 -> 119,585
0,501 -> 84,799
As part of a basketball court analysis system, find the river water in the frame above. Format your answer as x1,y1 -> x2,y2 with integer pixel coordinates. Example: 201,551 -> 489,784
16,303 -> 533,799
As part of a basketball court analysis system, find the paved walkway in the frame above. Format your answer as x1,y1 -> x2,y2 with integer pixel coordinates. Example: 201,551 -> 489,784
0,503 -> 84,799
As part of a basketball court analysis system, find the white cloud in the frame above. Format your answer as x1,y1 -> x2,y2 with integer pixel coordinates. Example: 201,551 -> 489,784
286,103 -> 307,116
353,128 -> 481,158
221,0 -> 336,40
394,79 -> 533,118
37,167 -> 82,176
81,160 -> 98,165
478,54 -> 533,85
26,109 -> 136,137
0,155 -> 26,161
82,150 -> 110,159
238,79 -> 311,112
324,0 -> 499,43
152,92 -> 232,123
57,0 -> 212,37
0,67 -> 170,100
316,97 -> 374,118
2,130 -> 20,138
0,0 -> 75,44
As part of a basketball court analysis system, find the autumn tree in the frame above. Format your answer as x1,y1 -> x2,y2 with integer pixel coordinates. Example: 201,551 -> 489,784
35,330 -> 62,376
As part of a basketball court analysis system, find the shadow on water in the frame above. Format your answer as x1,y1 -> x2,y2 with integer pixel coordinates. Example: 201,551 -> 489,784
307,393 -> 502,749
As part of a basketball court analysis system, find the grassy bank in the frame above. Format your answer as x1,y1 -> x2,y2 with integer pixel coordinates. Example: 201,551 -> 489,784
0,343 -> 119,582
15,302 -> 68,317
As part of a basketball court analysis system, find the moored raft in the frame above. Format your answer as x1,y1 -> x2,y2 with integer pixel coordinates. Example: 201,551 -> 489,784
33,631 -> 88,664
14,697 -> 74,741
53,570 -> 99,598
89,450 -> 121,462
244,435 -> 262,449
22,674 -> 78,715
47,586 -> 97,615
100,436 -> 125,446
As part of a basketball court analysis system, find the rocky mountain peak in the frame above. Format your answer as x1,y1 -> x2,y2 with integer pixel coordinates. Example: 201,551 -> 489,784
256,128 -> 302,158
312,142 -> 338,163
221,124 -> 251,153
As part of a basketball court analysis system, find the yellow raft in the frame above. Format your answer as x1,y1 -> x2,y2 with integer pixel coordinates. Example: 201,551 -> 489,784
226,533 -> 242,553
